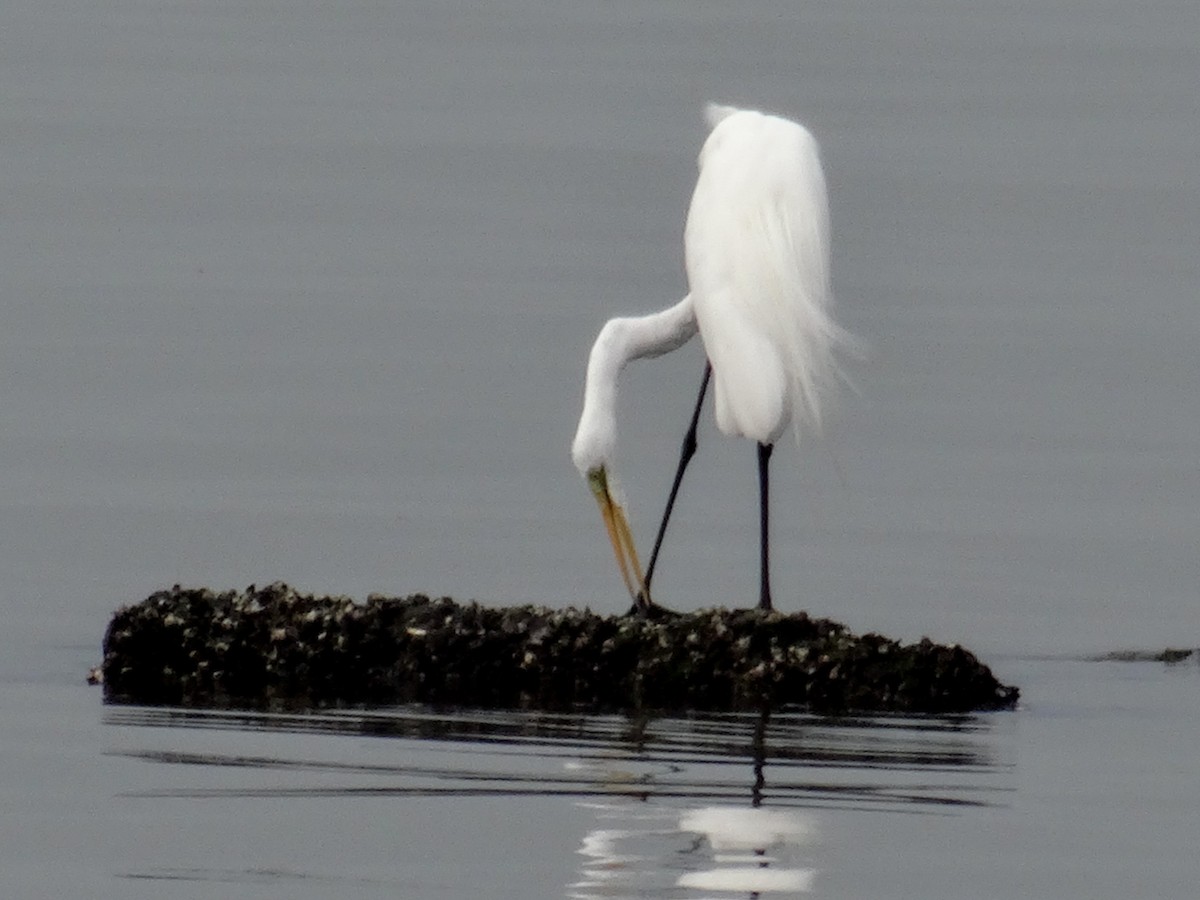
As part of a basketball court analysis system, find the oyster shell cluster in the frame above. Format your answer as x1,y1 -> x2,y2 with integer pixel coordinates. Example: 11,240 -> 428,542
101,583 -> 1018,713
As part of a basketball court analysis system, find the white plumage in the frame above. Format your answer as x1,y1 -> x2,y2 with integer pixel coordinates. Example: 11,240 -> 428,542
572,103 -> 850,610
686,103 -> 841,445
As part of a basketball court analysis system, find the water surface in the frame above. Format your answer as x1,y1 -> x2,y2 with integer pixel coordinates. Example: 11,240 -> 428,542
6,657 -> 1199,897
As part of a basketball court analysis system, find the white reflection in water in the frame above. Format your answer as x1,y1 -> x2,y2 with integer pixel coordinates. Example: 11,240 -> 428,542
679,806 -> 815,852
677,867 -> 814,894
569,801 -> 818,898
677,806 -> 816,895
568,801 -> 680,898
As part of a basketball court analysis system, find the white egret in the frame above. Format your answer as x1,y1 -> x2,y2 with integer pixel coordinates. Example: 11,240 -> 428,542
572,103 -> 849,612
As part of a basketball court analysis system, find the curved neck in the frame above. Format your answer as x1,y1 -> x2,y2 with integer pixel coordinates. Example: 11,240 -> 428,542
572,296 -> 698,473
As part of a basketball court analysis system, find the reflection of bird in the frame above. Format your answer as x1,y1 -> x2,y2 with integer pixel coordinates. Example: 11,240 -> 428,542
572,104 -> 849,612
677,805 -> 817,894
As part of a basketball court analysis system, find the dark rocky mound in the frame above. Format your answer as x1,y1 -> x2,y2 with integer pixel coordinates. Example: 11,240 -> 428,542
101,583 -> 1019,714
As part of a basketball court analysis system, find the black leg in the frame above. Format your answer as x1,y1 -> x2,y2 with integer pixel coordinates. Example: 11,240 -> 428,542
750,705 -> 769,808
757,442 -> 774,611
640,361 -> 712,602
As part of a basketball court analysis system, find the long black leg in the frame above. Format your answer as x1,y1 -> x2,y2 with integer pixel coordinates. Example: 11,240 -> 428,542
757,441 -> 774,611
640,361 -> 712,601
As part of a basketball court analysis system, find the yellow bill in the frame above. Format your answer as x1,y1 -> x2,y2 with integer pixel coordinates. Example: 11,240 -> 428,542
587,467 -> 652,609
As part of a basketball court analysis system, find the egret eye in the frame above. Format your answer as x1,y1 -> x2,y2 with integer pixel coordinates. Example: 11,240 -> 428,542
586,467 -> 607,497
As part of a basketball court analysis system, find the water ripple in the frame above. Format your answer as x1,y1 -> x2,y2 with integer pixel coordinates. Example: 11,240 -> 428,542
105,704 -> 1012,813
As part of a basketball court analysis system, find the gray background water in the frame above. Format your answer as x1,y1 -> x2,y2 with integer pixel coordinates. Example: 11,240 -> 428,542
4,0 -> 1197,659
2,1 -> 1198,895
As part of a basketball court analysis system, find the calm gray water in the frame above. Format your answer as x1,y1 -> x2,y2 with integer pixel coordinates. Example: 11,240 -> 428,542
2,0 -> 1197,896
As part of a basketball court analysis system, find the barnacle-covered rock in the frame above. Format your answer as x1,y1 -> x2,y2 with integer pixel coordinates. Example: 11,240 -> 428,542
100,583 -> 1018,714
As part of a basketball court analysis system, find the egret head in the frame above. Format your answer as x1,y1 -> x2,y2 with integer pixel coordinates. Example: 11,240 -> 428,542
572,315 -> 662,611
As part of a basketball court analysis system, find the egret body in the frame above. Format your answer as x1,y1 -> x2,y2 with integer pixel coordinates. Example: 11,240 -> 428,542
572,104 -> 848,612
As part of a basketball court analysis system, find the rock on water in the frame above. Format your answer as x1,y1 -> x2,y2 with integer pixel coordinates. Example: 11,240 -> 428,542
100,583 -> 1018,714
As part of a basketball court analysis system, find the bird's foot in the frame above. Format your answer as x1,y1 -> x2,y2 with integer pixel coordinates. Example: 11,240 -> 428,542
625,599 -> 681,621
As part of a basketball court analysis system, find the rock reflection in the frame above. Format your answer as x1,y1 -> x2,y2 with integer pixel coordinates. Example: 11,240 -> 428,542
105,701 -> 1010,897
